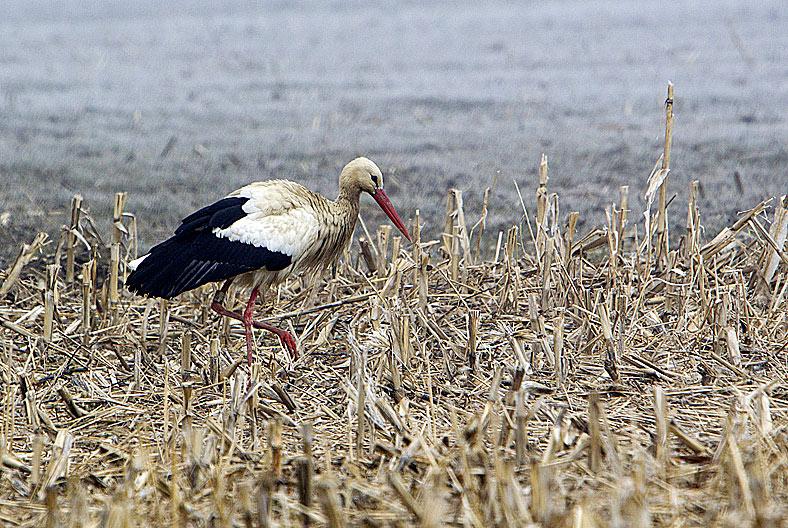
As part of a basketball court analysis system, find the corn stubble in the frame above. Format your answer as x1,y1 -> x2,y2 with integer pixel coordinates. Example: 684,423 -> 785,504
0,85 -> 786,527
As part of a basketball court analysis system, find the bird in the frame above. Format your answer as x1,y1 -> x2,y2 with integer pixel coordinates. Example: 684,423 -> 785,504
126,157 -> 411,365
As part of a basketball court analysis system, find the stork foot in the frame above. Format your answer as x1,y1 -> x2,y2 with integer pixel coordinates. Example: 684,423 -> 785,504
268,328 -> 297,360
247,318 -> 298,359
271,329 -> 298,361
248,320 -> 297,360
244,287 -> 298,360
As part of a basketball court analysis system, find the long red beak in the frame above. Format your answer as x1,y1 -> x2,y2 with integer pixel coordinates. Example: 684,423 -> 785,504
372,189 -> 412,242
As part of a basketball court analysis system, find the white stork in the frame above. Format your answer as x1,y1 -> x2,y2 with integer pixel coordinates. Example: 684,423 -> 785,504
126,157 -> 411,363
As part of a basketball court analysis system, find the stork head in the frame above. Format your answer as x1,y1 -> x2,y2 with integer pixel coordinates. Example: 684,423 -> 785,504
340,157 -> 411,242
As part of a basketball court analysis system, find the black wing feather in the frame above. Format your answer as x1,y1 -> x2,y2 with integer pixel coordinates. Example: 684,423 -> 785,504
175,197 -> 249,235
126,196 -> 292,299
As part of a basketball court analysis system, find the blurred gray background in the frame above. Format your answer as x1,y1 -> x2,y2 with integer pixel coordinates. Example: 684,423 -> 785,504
1,0 -> 785,263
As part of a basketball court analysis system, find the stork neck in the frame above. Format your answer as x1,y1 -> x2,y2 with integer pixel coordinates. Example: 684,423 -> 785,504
336,188 -> 362,214
329,191 -> 359,231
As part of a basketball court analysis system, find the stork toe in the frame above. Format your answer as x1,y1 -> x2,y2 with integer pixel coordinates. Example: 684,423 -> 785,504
278,331 -> 298,360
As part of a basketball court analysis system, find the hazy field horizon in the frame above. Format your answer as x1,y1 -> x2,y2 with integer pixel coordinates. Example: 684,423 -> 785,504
1,0 -> 785,264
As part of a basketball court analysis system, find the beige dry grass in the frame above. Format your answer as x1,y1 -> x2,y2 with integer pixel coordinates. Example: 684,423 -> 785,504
0,86 -> 786,527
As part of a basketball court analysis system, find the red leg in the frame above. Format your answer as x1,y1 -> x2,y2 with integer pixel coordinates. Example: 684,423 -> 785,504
210,281 -> 298,362
243,287 -> 260,365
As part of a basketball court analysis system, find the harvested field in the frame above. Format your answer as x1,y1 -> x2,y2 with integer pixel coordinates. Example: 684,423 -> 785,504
1,88 -> 787,526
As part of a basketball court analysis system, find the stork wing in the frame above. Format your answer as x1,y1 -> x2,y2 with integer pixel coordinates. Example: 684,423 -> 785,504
212,207 -> 321,263
126,193 -> 319,299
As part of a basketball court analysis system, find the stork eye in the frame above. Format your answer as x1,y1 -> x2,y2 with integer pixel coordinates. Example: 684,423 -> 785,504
371,174 -> 379,186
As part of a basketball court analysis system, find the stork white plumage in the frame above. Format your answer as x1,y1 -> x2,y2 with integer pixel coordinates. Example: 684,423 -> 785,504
127,157 -> 411,364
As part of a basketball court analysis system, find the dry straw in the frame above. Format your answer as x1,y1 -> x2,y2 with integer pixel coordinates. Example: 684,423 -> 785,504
0,84 -> 786,527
